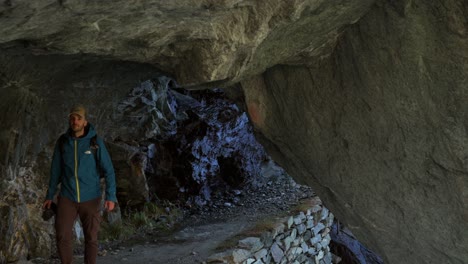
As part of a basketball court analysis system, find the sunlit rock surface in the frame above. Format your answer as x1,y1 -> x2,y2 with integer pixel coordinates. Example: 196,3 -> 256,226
1,0 -> 468,263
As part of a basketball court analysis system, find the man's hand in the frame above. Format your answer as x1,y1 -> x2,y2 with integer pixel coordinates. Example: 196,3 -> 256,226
104,201 -> 115,212
43,200 -> 52,209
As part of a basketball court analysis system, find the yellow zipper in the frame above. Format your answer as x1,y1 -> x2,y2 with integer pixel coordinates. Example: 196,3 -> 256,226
74,140 -> 81,202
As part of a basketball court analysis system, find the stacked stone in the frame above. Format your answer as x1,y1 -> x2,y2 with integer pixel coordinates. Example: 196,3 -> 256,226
207,202 -> 334,264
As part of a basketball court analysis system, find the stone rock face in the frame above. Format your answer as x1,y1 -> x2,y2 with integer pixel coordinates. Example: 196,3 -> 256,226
207,197 -> 337,264
1,0 -> 467,263
242,1 -> 468,263
0,53 -> 158,262
0,0 -> 374,86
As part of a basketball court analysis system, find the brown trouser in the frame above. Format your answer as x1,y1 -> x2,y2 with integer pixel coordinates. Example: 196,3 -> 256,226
55,196 -> 101,264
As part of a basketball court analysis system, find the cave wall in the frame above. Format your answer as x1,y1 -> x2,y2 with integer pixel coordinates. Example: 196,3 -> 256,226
0,0 -> 374,86
242,1 -> 468,263
0,52 -> 158,261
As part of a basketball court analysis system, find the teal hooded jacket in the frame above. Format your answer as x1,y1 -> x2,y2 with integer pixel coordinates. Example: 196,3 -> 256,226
46,124 -> 117,203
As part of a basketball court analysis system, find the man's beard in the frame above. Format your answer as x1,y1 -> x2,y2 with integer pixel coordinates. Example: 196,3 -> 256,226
71,124 -> 85,133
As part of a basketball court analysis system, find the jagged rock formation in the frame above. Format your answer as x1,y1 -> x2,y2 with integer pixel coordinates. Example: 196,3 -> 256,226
115,78 -> 268,207
1,0 -> 467,263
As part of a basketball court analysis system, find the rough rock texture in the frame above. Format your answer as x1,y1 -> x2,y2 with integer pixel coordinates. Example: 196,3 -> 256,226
0,53 -> 158,262
115,79 -> 268,207
0,53 -> 268,262
0,0 -> 374,86
147,89 -> 268,206
242,1 -> 468,263
207,197 -> 337,264
1,0 -> 467,263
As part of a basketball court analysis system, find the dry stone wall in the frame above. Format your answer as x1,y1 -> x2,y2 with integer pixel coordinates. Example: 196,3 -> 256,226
207,198 -> 335,264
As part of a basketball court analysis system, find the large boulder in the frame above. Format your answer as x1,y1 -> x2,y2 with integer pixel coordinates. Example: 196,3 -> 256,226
242,1 -> 468,263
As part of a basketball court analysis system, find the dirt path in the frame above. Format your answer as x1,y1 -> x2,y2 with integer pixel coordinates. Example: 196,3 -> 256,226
93,178 -> 313,264
42,162 -> 314,264
95,216 -> 255,264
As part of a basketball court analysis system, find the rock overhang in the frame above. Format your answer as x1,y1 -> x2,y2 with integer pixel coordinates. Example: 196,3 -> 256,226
0,0 -> 375,86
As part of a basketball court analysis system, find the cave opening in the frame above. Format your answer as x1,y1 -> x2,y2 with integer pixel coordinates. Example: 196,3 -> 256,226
106,77 -> 382,263
0,52 -> 383,263
217,156 -> 244,188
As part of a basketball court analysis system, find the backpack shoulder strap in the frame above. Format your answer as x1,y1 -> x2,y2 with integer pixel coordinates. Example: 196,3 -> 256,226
90,135 -> 103,178
58,134 -> 66,153
90,135 -> 98,148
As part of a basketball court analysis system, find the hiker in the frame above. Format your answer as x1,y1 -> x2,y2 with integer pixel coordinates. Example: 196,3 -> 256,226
43,105 -> 117,264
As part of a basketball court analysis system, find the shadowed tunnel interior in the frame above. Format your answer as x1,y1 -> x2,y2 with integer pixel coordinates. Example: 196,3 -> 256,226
1,1 -> 468,263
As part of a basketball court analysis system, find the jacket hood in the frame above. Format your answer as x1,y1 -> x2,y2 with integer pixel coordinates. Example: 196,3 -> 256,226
65,123 -> 97,139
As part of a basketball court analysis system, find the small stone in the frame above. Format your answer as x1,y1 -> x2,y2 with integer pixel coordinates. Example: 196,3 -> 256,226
321,234 -> 331,248
317,250 -> 324,260
287,216 -> 294,228
296,255 -> 308,263
284,236 -> 293,251
245,258 -> 255,264
294,212 -> 305,225
293,238 -> 301,247
311,205 -> 321,213
301,242 -> 309,253
313,223 -> 325,235
233,249 -> 251,263
310,234 -> 321,245
321,227 -> 330,237
238,237 -> 263,252
303,230 -> 312,242
297,223 -> 306,235
261,232 -> 273,247
308,247 -> 317,256
272,224 -> 285,238
321,252 -> 332,264
320,208 -> 329,221
253,249 -> 268,260
275,234 -> 285,242
291,228 -> 297,240
270,242 -> 284,263
327,213 -> 334,227
316,243 -> 323,251
293,216 -> 302,225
